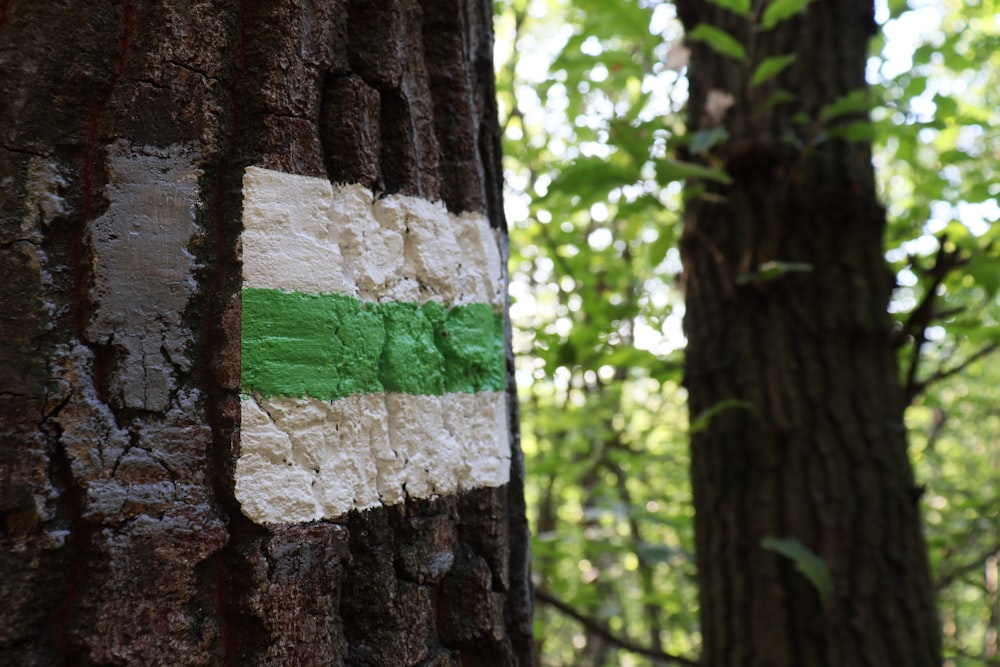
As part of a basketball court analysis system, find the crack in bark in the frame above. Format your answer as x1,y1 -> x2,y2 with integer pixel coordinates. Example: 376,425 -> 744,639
167,58 -> 220,84
0,143 -> 49,158
48,403 -> 92,662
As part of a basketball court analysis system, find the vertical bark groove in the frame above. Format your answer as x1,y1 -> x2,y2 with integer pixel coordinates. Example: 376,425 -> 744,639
676,1 -> 940,664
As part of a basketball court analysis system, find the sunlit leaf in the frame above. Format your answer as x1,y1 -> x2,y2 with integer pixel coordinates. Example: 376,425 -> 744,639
966,254 -> 1000,295
886,0 -> 908,19
931,93 -> 958,120
543,157 -> 639,205
647,232 -> 673,267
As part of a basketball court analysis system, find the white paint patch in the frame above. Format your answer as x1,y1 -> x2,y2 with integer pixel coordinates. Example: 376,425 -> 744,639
238,167 -> 511,524
236,392 -> 510,524
241,167 -> 504,308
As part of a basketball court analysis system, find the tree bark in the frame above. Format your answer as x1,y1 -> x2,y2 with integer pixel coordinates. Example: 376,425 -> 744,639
0,1 -> 531,665
674,1 -> 940,665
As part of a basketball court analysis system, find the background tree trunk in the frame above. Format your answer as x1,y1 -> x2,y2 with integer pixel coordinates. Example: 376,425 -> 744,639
0,1 -> 531,665
675,1 -> 941,664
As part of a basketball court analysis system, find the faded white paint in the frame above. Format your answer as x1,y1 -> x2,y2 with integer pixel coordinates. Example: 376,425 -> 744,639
236,393 -> 510,524
241,167 -> 504,308
87,141 -> 201,412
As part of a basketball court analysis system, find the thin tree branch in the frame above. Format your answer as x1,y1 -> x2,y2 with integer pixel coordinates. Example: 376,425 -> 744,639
935,543 -> 1000,589
898,236 -> 969,404
907,343 -> 1000,405
497,5 -> 526,136
899,238 -> 968,343
533,587 -> 700,666
947,646 -> 1000,667
923,407 -> 947,454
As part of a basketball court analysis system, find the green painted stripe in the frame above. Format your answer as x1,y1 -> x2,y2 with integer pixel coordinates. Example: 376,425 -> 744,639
242,287 -> 505,400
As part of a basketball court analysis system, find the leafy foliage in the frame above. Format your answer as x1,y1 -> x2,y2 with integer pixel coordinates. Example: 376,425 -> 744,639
707,0 -> 751,17
867,5 -> 1000,658
685,23 -> 746,60
750,54 -> 797,86
495,2 -> 698,662
495,0 -> 1000,664
760,0 -> 814,30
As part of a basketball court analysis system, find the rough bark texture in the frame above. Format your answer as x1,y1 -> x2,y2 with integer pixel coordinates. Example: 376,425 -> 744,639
674,1 -> 941,665
0,1 -> 532,665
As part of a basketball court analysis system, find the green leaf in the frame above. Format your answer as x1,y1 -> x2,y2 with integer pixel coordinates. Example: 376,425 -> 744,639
766,90 -> 797,107
636,542 -> 681,565
760,0 -> 813,30
543,157 -> 638,205
655,158 -> 733,185
735,261 -> 813,284
886,0 -> 908,19
647,232 -> 673,267
966,254 -> 1000,295
690,399 -> 752,434
689,127 -> 730,155
790,111 -> 810,125
751,54 -> 797,86
932,93 -> 958,120
827,120 -> 875,143
708,0 -> 752,16
686,23 -> 748,61
822,89 -> 870,121
761,537 -> 834,602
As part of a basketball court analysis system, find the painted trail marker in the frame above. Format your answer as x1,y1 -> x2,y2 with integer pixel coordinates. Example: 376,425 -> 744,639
237,167 -> 510,524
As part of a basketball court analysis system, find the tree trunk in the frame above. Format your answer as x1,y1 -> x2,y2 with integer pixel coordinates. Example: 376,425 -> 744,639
674,1 -> 940,665
0,1 -> 531,665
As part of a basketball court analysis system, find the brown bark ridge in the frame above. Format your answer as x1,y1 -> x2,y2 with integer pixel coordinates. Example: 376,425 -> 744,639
0,1 -> 531,665
674,1 -> 941,665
